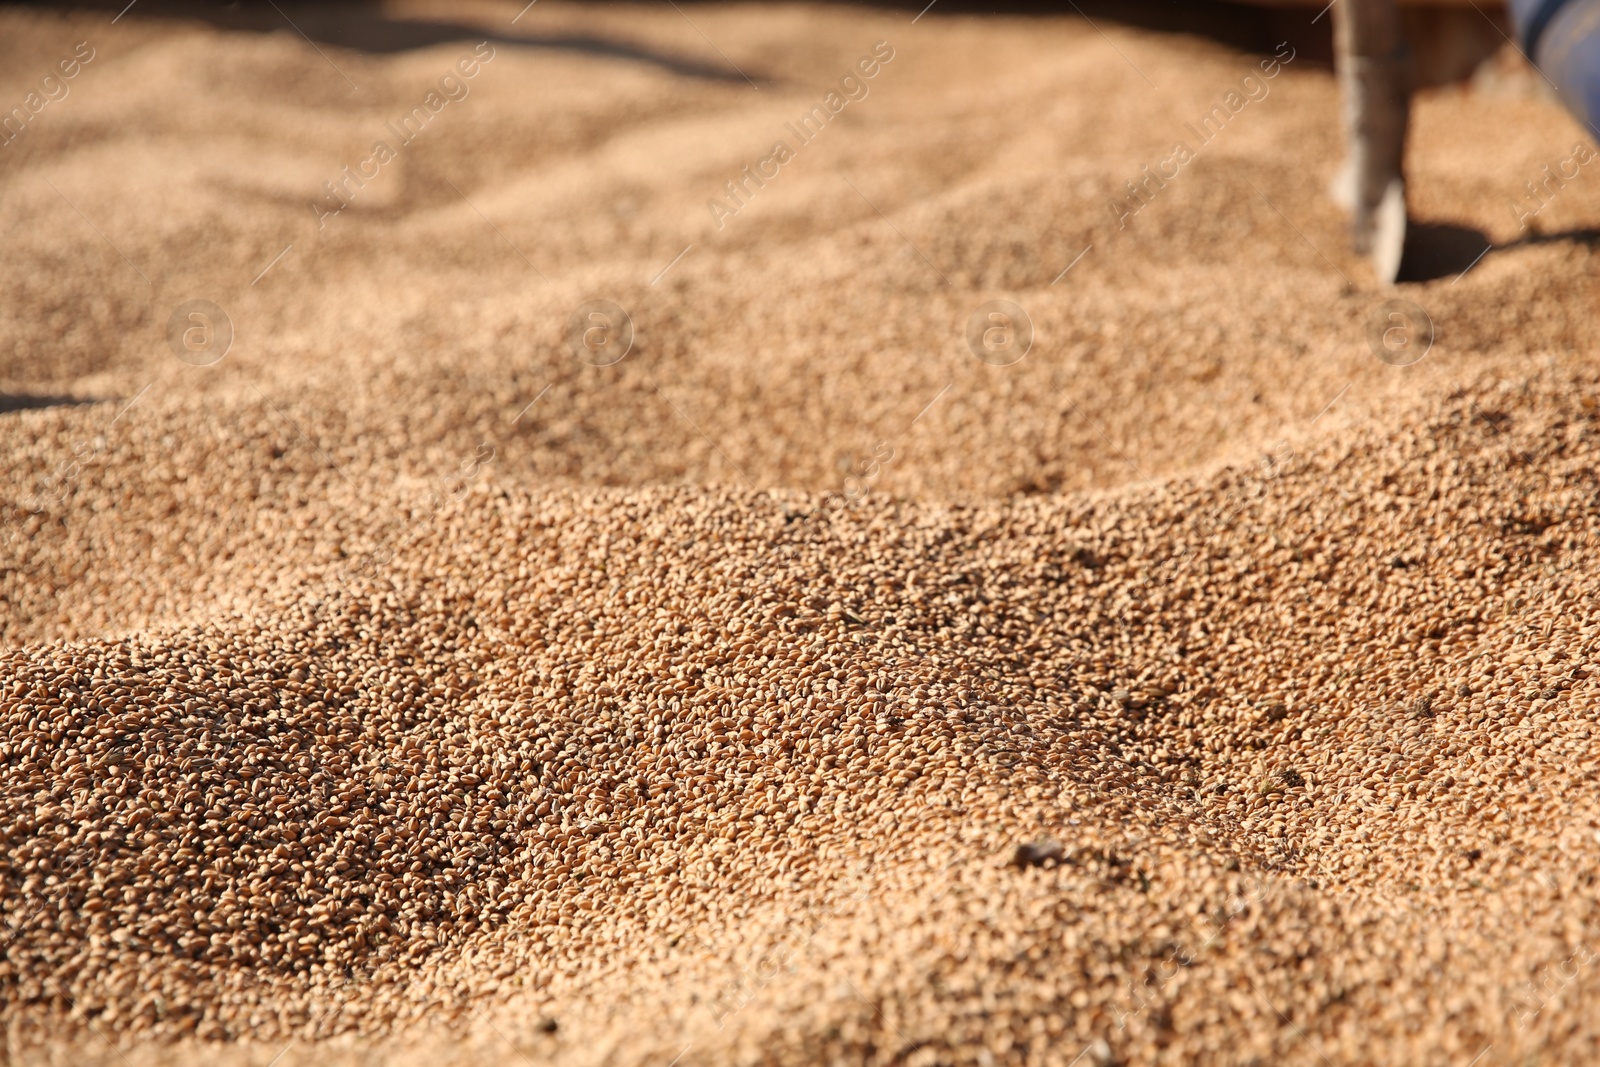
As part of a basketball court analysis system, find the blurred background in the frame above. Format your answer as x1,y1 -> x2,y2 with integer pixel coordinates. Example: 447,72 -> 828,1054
1,0 -> 1594,644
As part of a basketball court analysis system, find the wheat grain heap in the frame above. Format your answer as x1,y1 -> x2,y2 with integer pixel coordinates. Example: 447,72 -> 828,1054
2,2 -> 1599,1065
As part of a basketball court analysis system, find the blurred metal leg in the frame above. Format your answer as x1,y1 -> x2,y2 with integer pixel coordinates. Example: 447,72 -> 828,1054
1334,0 -> 1412,284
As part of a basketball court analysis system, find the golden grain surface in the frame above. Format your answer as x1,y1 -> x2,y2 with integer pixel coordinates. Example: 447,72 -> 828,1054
2,3 -> 1599,1065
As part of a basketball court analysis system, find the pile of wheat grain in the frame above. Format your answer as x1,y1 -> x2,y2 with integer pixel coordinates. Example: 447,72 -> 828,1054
2,2 -> 1598,1065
